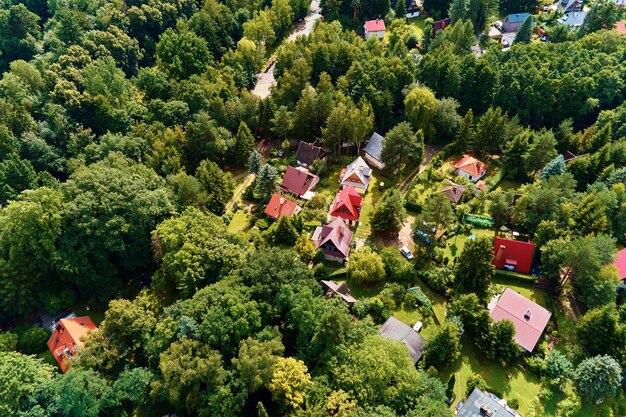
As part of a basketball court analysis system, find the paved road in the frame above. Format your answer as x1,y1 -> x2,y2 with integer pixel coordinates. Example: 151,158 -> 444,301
251,0 -> 322,99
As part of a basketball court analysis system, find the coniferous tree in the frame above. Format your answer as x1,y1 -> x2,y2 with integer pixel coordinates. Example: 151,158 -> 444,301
455,237 -> 494,297
394,0 -> 407,18
255,164 -> 278,201
248,150 -> 262,175
540,155 -> 566,180
514,16 -> 533,45
449,0 -> 468,23
233,122 -> 255,166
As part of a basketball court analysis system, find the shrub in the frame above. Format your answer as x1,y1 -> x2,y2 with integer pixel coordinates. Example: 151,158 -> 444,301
255,218 -> 269,230
18,327 -> 51,354
508,398 -> 519,409
465,373 -> 489,396
0,331 -> 18,352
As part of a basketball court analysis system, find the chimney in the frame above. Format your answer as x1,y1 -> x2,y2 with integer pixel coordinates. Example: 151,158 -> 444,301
496,245 -> 506,261
524,308 -> 532,320
279,197 -> 285,205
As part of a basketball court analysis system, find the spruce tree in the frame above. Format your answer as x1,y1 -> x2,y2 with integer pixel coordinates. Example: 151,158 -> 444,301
248,150 -> 262,175
234,122 -> 255,166
394,0 -> 407,18
514,16 -> 533,45
449,0 -> 468,23
540,155 -> 565,180
255,164 -> 278,201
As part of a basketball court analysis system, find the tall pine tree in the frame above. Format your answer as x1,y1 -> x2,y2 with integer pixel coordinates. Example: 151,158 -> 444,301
514,16 -> 533,44
233,122 -> 255,166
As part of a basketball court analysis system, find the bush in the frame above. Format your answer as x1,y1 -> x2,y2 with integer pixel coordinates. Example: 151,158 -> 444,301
465,373 -> 489,396
0,331 -> 18,352
508,398 -> 519,409
18,327 -> 50,354
408,286 -> 432,311
39,289 -> 75,314
255,218 -> 269,230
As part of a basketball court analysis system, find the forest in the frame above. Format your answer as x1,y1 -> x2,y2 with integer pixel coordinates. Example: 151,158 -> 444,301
0,0 -> 625,416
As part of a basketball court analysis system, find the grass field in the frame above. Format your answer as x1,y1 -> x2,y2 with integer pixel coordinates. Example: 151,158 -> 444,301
227,210 -> 249,233
354,173 -> 382,239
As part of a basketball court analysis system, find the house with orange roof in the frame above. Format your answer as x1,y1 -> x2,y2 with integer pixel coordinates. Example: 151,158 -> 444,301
329,185 -> 363,226
47,316 -> 97,373
454,155 -> 488,183
264,193 -> 301,220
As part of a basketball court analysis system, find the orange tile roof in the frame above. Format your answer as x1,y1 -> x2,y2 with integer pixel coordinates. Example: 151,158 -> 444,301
454,155 -> 488,178
47,316 -> 97,373
264,193 -> 300,220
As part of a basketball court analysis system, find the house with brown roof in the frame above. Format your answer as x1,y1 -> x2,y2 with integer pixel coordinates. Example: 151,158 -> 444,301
47,316 -> 97,373
378,316 -> 425,364
439,180 -> 465,204
454,155 -> 488,183
313,218 -> 353,262
329,185 -> 363,226
340,156 -> 371,193
279,166 -> 319,199
295,142 -> 322,168
489,288 -> 551,352
321,280 -> 357,306
264,193 -> 301,220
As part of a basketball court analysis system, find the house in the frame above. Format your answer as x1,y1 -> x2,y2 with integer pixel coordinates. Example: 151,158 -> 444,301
363,132 -> 385,169
489,288 -> 551,352
378,316 -> 425,364
264,193 -> 301,220
279,166 -> 319,198
613,0 -> 626,7
492,237 -> 536,275
295,141 -> 322,168
473,180 -> 488,195
615,248 -> 626,280
559,0 -> 584,13
47,316 -> 97,373
321,280 -> 357,306
432,18 -> 451,35
456,388 -> 521,417
616,21 -> 626,35
329,185 -> 363,226
557,11 -> 587,27
439,180 -> 465,204
340,156 -> 372,193
364,20 -> 386,39
454,155 -> 488,183
501,13 -> 530,32
313,218 -> 353,262
392,0 -> 421,17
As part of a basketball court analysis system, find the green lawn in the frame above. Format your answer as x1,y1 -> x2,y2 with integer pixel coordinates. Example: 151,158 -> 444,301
407,16 -> 426,39
441,228 -> 493,260
74,305 -> 105,325
495,178 -> 523,192
228,210 -> 249,233
491,275 -> 546,307
354,174 -> 382,239
37,349 -> 59,368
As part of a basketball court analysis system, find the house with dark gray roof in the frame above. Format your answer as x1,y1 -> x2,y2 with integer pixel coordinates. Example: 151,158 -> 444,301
456,388 -> 521,417
295,142 -> 322,168
378,316 -> 425,364
340,157 -> 371,193
557,11 -> 587,28
363,132 -> 385,169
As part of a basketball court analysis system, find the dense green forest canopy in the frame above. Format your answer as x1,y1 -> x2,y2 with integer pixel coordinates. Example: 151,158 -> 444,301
0,0 -> 625,415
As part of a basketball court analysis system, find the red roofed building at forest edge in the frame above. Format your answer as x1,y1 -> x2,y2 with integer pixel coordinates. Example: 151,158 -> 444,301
48,316 -> 97,373
454,155 -> 488,183
279,166 -> 319,199
615,248 -> 626,280
264,193 -> 301,220
329,185 -> 363,226
489,288 -> 551,352
312,217 -> 353,262
364,19 -> 386,39
492,237 -> 536,275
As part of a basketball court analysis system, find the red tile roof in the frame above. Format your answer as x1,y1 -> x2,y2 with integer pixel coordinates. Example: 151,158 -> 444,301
47,316 -> 97,373
313,217 -> 353,259
616,22 -> 626,35
493,238 -> 536,275
279,166 -> 319,196
490,288 -> 551,352
454,155 -> 488,178
615,248 -> 626,280
365,19 -> 386,32
264,193 -> 300,220
330,185 -> 363,222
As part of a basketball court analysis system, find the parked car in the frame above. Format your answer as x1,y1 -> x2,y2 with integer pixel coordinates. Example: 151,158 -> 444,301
413,321 -> 423,333
414,230 -> 432,245
400,246 -> 414,260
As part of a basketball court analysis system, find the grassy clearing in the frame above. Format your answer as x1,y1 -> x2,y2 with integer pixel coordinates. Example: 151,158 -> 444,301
441,228 -> 493,260
495,178 -> 523,192
407,16 -> 426,39
227,210 -> 249,233
354,174 -> 382,239
74,305 -> 105,325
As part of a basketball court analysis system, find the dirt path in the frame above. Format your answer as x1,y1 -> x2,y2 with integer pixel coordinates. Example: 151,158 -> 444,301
398,144 -> 442,194
226,174 -> 255,212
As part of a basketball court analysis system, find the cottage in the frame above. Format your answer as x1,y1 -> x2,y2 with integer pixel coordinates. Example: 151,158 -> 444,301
295,141 -> 322,168
489,288 -> 551,352
501,13 -> 530,32
454,155 -> 488,183
363,132 -> 385,169
492,237 -> 535,275
364,20 -> 386,39
279,166 -> 319,198
559,0 -> 584,12
320,280 -> 357,306
264,193 -> 301,220
557,11 -> 587,27
313,218 -> 353,262
456,388 -> 521,417
47,316 -> 97,373
378,316 -> 425,364
615,248 -> 626,280
439,180 -> 466,204
329,185 -> 363,226
340,156 -> 372,193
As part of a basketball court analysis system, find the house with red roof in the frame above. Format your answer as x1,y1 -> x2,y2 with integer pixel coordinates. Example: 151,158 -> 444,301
279,166 -> 319,199
364,19 -> 386,39
489,288 -> 551,352
329,185 -> 363,226
615,248 -> 626,280
47,316 -> 97,373
616,22 -> 626,35
264,193 -> 301,220
493,238 -> 536,275
454,155 -> 488,183
313,218 -> 353,262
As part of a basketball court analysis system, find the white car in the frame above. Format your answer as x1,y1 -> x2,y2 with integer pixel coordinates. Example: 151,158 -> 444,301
413,321 -> 423,333
400,246 -> 414,260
